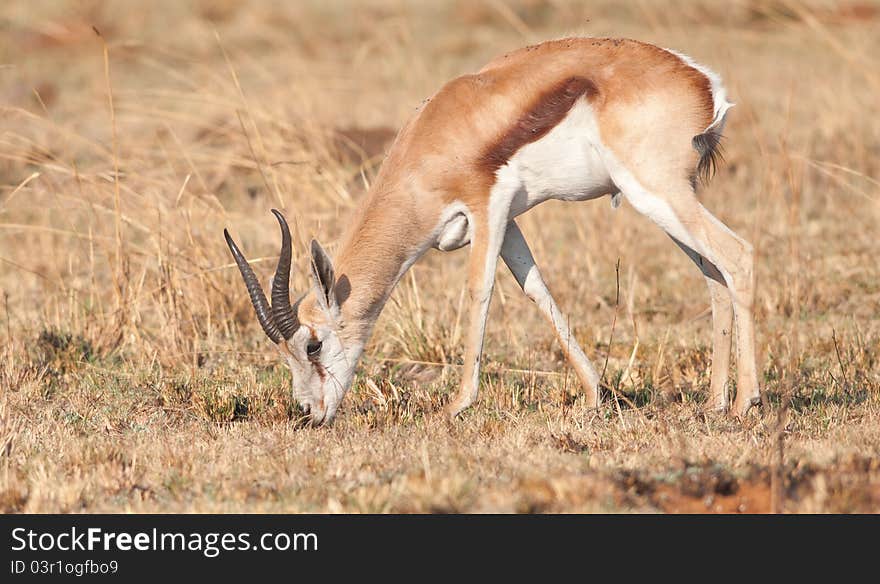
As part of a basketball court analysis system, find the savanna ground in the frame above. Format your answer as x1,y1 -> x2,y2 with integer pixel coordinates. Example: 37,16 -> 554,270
1,0 -> 879,513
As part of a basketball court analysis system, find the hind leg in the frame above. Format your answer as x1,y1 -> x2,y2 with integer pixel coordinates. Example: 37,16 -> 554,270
622,180 -> 759,416
670,236 -> 734,411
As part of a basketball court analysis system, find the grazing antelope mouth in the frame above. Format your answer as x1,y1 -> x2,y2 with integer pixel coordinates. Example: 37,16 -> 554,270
226,209 -> 343,426
308,409 -> 326,426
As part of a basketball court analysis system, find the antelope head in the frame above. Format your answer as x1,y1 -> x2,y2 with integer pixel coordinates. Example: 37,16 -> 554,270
224,210 -> 355,425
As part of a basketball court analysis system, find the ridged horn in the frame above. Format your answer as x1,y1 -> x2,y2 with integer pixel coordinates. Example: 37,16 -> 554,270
270,209 -> 299,339
224,228 -> 283,343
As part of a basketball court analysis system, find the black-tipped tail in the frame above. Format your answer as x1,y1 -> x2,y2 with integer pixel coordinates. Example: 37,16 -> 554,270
692,126 -> 724,186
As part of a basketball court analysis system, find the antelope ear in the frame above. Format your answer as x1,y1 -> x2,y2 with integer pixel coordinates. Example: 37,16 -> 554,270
309,239 -> 337,310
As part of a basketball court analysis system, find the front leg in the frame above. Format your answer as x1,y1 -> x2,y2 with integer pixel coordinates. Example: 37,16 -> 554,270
446,204 -> 510,419
500,221 -> 601,406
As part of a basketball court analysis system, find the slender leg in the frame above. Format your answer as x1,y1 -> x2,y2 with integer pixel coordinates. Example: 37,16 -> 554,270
670,236 -> 734,411
446,203 -> 511,418
624,185 -> 760,416
501,221 -> 601,406
698,208 -> 760,415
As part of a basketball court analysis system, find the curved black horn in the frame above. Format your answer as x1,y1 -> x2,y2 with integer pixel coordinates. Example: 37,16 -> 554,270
270,209 -> 299,339
224,228 -> 283,343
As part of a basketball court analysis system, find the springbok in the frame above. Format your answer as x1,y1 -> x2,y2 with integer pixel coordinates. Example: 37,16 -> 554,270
224,37 -> 760,425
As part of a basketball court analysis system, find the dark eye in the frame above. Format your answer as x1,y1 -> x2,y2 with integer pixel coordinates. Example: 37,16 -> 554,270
306,341 -> 322,357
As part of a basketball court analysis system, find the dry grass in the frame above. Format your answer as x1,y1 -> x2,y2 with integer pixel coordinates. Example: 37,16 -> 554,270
1,0 -> 879,513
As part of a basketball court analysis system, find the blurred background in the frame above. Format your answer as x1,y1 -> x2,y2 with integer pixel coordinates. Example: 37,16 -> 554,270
0,1 -> 878,512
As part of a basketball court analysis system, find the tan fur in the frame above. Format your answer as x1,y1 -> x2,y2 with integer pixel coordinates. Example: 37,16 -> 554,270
290,37 -> 758,421
312,38 -> 712,316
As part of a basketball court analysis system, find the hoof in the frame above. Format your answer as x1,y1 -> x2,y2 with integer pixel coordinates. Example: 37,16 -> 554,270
444,387 -> 476,420
708,402 -> 729,414
734,395 -> 761,417
444,402 -> 465,421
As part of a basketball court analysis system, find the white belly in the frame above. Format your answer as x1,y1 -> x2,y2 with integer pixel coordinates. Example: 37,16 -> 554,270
506,100 -> 614,218
433,101 -> 614,252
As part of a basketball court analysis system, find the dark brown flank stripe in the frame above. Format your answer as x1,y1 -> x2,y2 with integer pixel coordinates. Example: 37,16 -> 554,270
478,76 -> 597,174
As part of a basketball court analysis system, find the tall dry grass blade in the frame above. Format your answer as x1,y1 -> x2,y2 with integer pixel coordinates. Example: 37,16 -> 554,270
780,0 -> 880,93
484,0 -> 538,42
94,26 -> 125,313
0,172 -> 40,211
216,31 -> 284,210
